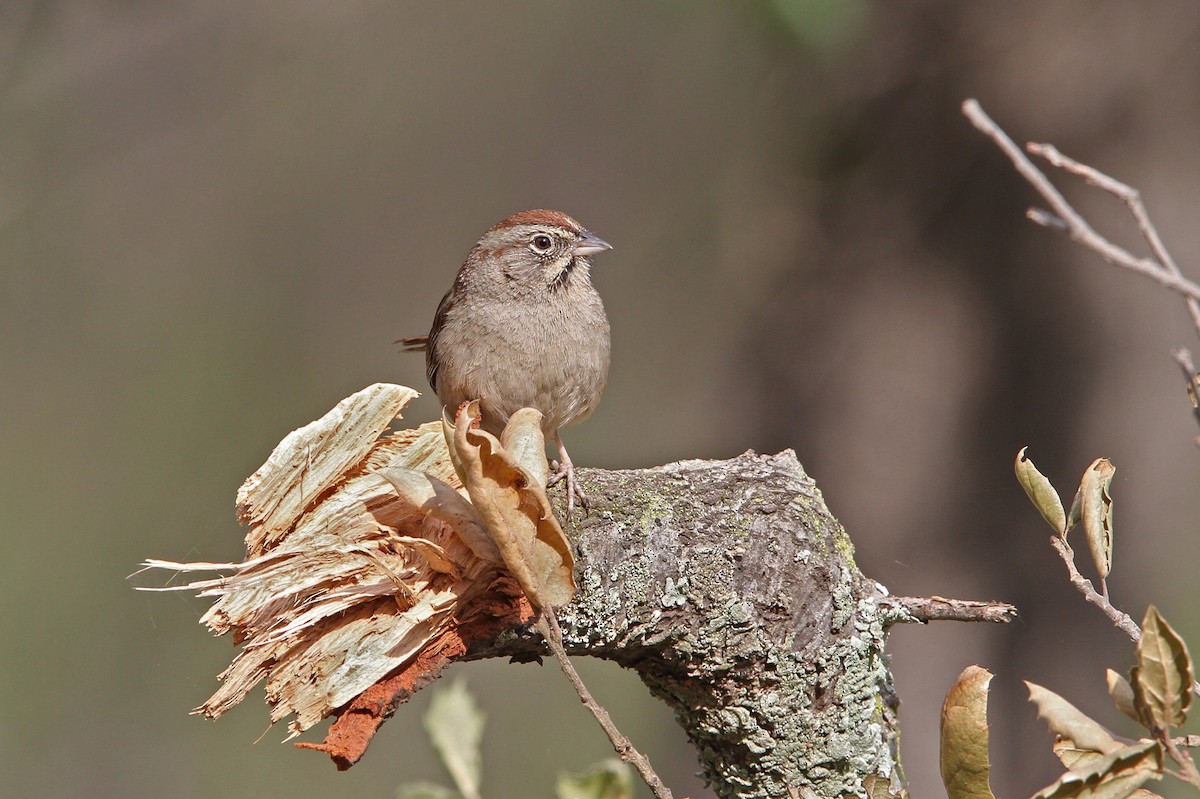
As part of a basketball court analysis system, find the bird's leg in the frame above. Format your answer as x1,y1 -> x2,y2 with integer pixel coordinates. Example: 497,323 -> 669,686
548,431 -> 588,520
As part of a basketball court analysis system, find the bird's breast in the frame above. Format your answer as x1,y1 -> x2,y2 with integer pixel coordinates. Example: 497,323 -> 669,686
434,289 -> 610,435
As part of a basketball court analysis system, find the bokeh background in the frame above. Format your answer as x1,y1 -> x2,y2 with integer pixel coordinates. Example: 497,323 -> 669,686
4,2 -> 1200,797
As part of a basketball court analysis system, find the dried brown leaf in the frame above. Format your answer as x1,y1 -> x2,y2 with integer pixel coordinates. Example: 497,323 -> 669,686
450,402 -> 575,610
940,665 -> 996,799
1053,739 -> 1107,772
1026,681 -> 1121,755
1051,740 -> 1166,799
1078,458 -> 1115,580
1106,670 -> 1140,725
1031,740 -> 1162,799
501,407 -> 550,488
1133,606 -> 1194,731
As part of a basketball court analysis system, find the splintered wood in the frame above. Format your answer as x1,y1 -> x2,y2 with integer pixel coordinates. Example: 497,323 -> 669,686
142,384 -> 508,740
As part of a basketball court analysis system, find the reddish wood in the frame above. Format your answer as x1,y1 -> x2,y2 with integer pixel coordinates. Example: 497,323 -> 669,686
295,586 -> 535,769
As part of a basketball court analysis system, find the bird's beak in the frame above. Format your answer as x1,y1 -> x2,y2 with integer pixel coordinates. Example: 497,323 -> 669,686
574,231 -> 613,257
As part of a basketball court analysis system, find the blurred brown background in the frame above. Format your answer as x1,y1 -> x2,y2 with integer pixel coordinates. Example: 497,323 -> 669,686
3,2 -> 1200,798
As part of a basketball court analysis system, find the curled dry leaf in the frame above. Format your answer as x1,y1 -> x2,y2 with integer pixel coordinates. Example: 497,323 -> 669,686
139,384 -> 514,743
1132,606 -> 1194,732
940,665 -> 997,799
1015,448 -> 1067,535
1053,739 -> 1108,773
502,407 -> 551,488
1078,458 -> 1115,581
1025,681 -> 1121,755
1032,740 -> 1162,799
1051,741 -> 1167,799
1106,670 -> 1140,725
448,401 -> 575,611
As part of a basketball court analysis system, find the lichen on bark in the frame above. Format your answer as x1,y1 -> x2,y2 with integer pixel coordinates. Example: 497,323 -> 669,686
479,449 -> 902,799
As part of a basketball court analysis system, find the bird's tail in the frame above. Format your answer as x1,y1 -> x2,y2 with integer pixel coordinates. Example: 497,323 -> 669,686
395,335 -> 429,353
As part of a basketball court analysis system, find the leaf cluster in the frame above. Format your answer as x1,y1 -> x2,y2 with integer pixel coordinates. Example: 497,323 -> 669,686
938,447 -> 1200,799
940,605 -> 1194,799
1015,448 -> 1114,591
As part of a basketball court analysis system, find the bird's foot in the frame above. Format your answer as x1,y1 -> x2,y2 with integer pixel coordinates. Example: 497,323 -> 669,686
549,458 -> 588,522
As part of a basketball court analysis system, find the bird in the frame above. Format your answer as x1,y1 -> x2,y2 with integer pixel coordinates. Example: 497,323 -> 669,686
398,209 -> 612,519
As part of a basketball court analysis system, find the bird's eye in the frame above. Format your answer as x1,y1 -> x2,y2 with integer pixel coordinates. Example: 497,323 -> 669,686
529,233 -> 554,255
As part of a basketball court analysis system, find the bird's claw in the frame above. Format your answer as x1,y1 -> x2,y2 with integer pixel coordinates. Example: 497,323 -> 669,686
549,459 -> 588,522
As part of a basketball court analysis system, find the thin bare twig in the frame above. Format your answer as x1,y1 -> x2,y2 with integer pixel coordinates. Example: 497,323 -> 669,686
963,98 -> 1200,436
1048,536 -> 1142,642
1173,348 -> 1200,441
881,595 -> 1018,625
1164,735 -> 1200,789
961,99 -> 1200,308
536,611 -> 674,799
1173,347 -> 1199,394
1028,142 -> 1200,338
1050,533 -> 1200,698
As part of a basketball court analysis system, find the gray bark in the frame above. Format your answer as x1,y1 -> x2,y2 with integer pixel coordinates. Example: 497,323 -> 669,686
470,449 -> 904,799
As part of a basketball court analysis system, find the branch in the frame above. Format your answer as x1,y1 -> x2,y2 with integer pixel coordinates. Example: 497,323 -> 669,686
460,451 -> 901,799
881,595 -> 1018,625
961,99 -> 1200,312
1025,142 -> 1200,337
1172,347 -> 1200,439
432,452 -> 1011,798
537,611 -> 673,799
1047,534 -> 1200,700
1048,535 -> 1142,642
141,385 -> 1017,799
962,99 -> 1200,437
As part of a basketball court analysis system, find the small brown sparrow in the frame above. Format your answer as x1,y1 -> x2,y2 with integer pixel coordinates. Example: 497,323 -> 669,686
399,209 -> 612,518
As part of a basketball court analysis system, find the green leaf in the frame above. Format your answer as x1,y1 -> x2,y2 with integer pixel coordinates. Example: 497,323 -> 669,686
1015,448 -> 1067,535
1026,681 -> 1121,754
1132,606 -> 1194,732
396,783 -> 463,799
940,665 -> 996,799
555,759 -> 633,799
1105,670 -> 1140,725
1077,458 -> 1115,580
1031,740 -> 1162,799
424,679 -> 486,799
